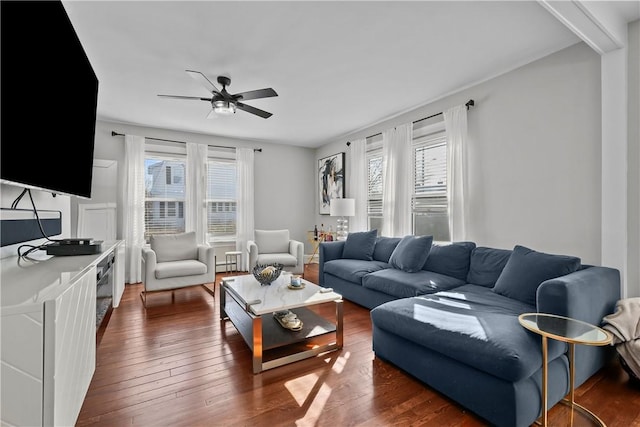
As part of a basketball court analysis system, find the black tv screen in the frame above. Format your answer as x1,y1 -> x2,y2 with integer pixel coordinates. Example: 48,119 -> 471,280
1,0 -> 99,199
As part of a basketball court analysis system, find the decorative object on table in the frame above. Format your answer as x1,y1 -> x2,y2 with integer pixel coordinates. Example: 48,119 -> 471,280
252,263 -> 283,285
318,152 -> 345,215
289,274 -> 303,288
330,197 -> 355,241
273,310 -> 303,331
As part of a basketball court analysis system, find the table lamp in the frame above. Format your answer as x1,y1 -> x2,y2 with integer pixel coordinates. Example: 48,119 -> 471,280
330,198 -> 355,241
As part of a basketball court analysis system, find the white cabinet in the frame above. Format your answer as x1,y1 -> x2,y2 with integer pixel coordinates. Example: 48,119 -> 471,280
1,240 -> 124,426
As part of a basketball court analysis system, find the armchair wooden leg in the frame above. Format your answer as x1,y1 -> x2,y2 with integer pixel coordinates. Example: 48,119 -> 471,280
201,284 -> 215,298
140,291 -> 147,308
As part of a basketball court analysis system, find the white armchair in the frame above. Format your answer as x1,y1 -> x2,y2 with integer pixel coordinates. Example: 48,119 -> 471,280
141,231 -> 215,307
248,229 -> 304,275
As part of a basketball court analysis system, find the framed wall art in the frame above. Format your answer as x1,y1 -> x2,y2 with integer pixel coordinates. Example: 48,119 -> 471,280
318,152 -> 345,215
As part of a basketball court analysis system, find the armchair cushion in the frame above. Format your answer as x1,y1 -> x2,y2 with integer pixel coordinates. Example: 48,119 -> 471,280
150,231 -> 198,263
154,259 -> 208,279
257,253 -> 298,267
255,229 -> 290,254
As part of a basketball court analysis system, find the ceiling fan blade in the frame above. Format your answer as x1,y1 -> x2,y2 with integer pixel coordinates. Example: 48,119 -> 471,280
236,102 -> 272,119
185,69 -> 220,94
233,88 -> 278,101
158,94 -> 211,101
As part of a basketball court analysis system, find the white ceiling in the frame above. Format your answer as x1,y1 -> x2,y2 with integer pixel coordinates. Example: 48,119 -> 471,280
62,1 -> 638,148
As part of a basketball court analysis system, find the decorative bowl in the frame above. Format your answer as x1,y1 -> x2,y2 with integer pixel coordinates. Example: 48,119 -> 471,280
252,263 -> 284,286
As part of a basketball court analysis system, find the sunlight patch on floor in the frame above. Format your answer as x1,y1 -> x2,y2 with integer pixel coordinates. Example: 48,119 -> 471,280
330,351 -> 350,374
295,382 -> 332,426
285,373 -> 321,407
284,351 -> 350,425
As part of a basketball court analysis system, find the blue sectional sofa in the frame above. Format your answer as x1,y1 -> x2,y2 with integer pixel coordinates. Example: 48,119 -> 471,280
319,231 -> 620,427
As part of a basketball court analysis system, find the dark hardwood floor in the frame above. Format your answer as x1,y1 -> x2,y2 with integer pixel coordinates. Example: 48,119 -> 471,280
77,264 -> 640,426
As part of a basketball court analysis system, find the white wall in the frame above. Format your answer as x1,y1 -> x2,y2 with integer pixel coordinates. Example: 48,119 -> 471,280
317,42 -> 603,265
91,120 -> 317,258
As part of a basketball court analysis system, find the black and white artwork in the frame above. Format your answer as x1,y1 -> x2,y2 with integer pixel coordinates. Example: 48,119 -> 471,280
318,152 -> 345,215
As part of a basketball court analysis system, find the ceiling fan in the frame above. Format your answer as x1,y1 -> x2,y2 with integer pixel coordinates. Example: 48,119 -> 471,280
158,70 -> 278,119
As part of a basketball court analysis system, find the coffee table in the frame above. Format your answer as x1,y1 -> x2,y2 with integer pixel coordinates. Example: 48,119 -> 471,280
518,313 -> 613,427
220,274 -> 343,373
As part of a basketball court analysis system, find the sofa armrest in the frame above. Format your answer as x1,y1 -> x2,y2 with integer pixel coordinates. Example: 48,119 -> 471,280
289,239 -> 304,267
318,241 -> 345,287
247,240 -> 258,269
141,246 -> 157,288
537,266 -> 621,326
197,244 -> 215,271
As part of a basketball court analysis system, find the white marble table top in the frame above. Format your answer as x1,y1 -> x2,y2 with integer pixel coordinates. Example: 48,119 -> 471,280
222,274 -> 342,315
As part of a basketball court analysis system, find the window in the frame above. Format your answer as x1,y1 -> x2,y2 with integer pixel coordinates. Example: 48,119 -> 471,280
144,155 -> 185,241
207,158 -> 237,240
366,135 -> 383,232
412,126 -> 449,241
365,122 -> 450,240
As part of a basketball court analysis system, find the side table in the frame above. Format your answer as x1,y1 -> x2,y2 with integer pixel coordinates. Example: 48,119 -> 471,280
518,313 -> 613,427
225,251 -> 242,273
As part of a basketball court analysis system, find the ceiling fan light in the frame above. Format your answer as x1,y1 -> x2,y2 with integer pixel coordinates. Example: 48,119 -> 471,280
213,100 -> 236,115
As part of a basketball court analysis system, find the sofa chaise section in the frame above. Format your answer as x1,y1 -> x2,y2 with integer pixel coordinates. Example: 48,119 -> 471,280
369,247 -> 620,427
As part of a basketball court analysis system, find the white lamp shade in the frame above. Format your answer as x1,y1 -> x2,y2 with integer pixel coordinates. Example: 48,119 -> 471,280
330,198 -> 355,217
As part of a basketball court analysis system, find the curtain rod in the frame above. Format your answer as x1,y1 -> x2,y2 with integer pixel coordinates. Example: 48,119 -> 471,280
346,99 -> 474,146
110,131 -> 262,152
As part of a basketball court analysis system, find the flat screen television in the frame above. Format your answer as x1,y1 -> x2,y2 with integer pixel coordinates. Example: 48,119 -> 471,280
1,0 -> 99,199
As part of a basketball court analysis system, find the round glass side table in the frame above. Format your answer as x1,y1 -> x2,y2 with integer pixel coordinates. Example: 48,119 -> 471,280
518,313 -> 613,427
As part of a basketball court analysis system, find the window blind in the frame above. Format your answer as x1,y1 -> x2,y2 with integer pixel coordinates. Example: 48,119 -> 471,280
412,131 -> 449,240
207,158 -> 237,239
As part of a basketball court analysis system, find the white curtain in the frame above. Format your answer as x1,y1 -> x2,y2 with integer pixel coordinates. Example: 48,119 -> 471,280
382,123 -> 413,237
347,138 -> 368,232
235,147 -> 255,271
444,104 -> 469,241
123,134 -> 145,284
186,142 -> 208,245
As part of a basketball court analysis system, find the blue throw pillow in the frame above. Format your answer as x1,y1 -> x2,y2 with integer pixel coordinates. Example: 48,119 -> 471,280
492,245 -> 581,306
388,235 -> 434,273
342,229 -> 378,261
423,241 -> 476,281
372,236 -> 402,263
466,246 -> 513,287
